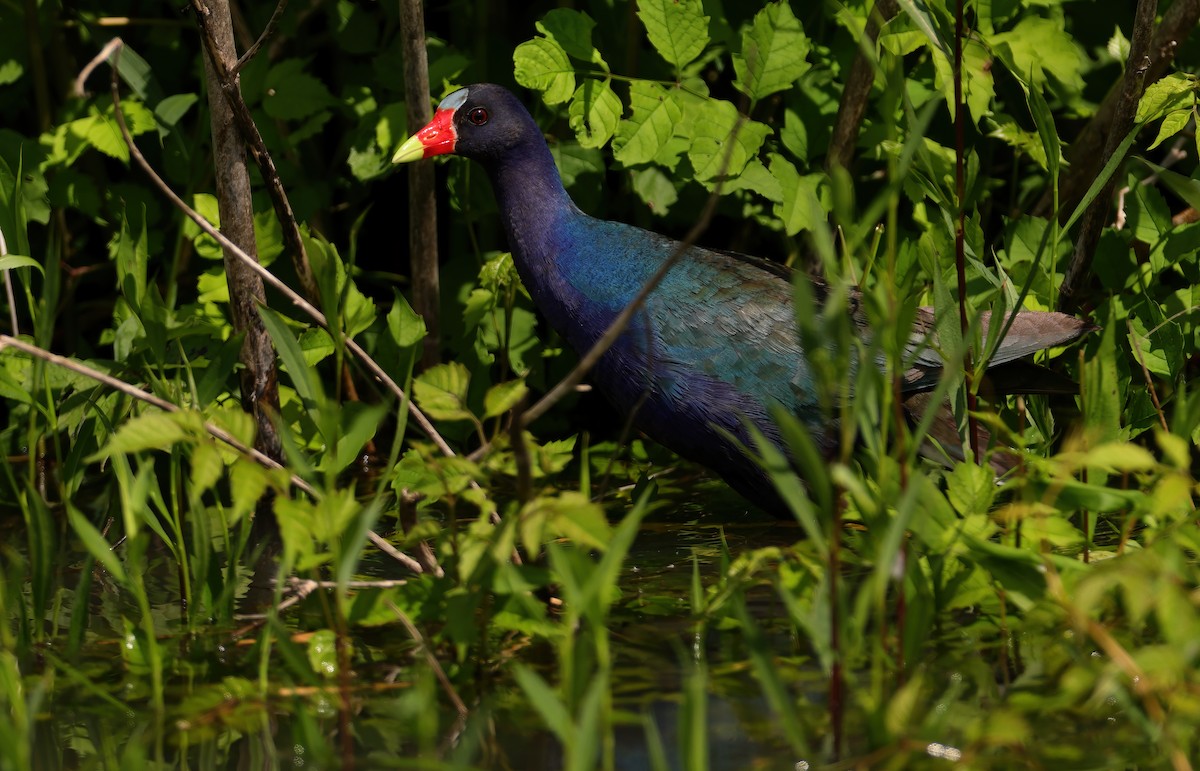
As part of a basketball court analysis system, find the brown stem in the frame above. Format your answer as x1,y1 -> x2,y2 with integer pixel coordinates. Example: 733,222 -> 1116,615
190,0 -> 319,304
827,0 -> 898,171
398,0 -> 442,368
1059,0 -> 1159,311
196,0 -> 283,466
1036,0 -> 1200,221
234,0 -> 287,73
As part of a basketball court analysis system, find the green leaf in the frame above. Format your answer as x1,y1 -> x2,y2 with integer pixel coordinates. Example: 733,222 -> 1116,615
412,362 -> 473,422
513,38 -> 575,105
115,205 -> 148,308
1148,108 -> 1191,150
306,629 -> 340,679
484,379 -> 528,418
1136,73 -> 1196,123
993,17 -> 1087,96
68,506 -> 127,584
637,0 -> 710,70
768,154 -> 826,235
568,79 -> 621,149
387,290 -> 427,349
630,166 -> 679,214
893,0 -> 949,56
680,98 -> 771,181
732,2 -> 810,104
260,306 -> 324,412
230,462 -> 270,524
154,93 -> 198,128
932,37 -> 995,124
0,255 -> 43,273
263,59 -> 335,120
536,9 -> 608,69
613,82 -> 683,167
94,412 -> 190,458
514,665 -> 572,741
189,441 -> 225,497
82,101 -> 157,161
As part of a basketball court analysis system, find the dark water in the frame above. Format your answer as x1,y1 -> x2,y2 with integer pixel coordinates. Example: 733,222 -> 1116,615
11,468 -> 841,770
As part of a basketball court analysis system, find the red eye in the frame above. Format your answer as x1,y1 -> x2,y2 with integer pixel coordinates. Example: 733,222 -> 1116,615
467,107 -> 489,126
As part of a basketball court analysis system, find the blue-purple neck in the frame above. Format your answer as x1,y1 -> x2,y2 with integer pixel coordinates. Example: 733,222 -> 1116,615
480,136 -> 580,269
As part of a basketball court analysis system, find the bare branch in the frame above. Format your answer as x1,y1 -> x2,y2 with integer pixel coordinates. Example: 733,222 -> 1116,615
233,0 -> 287,73
1059,0 -> 1159,311
1,227 -> 17,335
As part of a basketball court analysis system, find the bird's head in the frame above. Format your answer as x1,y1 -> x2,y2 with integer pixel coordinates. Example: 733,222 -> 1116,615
392,84 -> 531,164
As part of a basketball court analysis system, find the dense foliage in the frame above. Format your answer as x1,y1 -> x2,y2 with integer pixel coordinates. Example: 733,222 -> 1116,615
2,0 -> 1200,768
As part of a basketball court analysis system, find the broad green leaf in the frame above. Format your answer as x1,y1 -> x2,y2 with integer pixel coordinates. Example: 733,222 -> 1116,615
513,38 -> 575,105
327,403 -> 389,475
536,8 -> 607,69
733,2 -> 810,104
1149,109 -> 1192,150
946,460 -> 996,516
189,440 -> 224,497
630,166 -> 679,214
1079,442 -> 1157,473
0,60 -> 22,86
568,80 -> 621,149
612,82 -> 683,167
307,629 -> 340,678
768,154 -> 825,235
993,17 -> 1086,96
1136,73 -> 1196,123
230,462 -> 270,524
387,290 -> 427,349
932,37 -> 994,124
484,379 -> 528,418
1106,25 -> 1131,62
115,205 -> 148,308
681,98 -> 771,181
300,327 -> 335,366
716,158 -> 782,201
95,412 -> 190,458
154,93 -> 198,128
637,0 -> 710,70
263,59 -> 335,120
412,362 -> 473,422
82,100 -> 157,161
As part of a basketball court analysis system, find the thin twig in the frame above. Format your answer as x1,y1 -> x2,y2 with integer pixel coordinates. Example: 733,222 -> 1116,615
0,334 -> 312,494
87,40 -> 453,460
1059,0 -> 1159,310
87,39 -> 434,574
827,0 -> 898,171
386,600 -> 469,718
72,37 -> 123,97
1,227 -> 17,335
188,2 -> 318,302
1034,0 -> 1200,221
233,0 -> 287,73
236,577 -> 410,621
